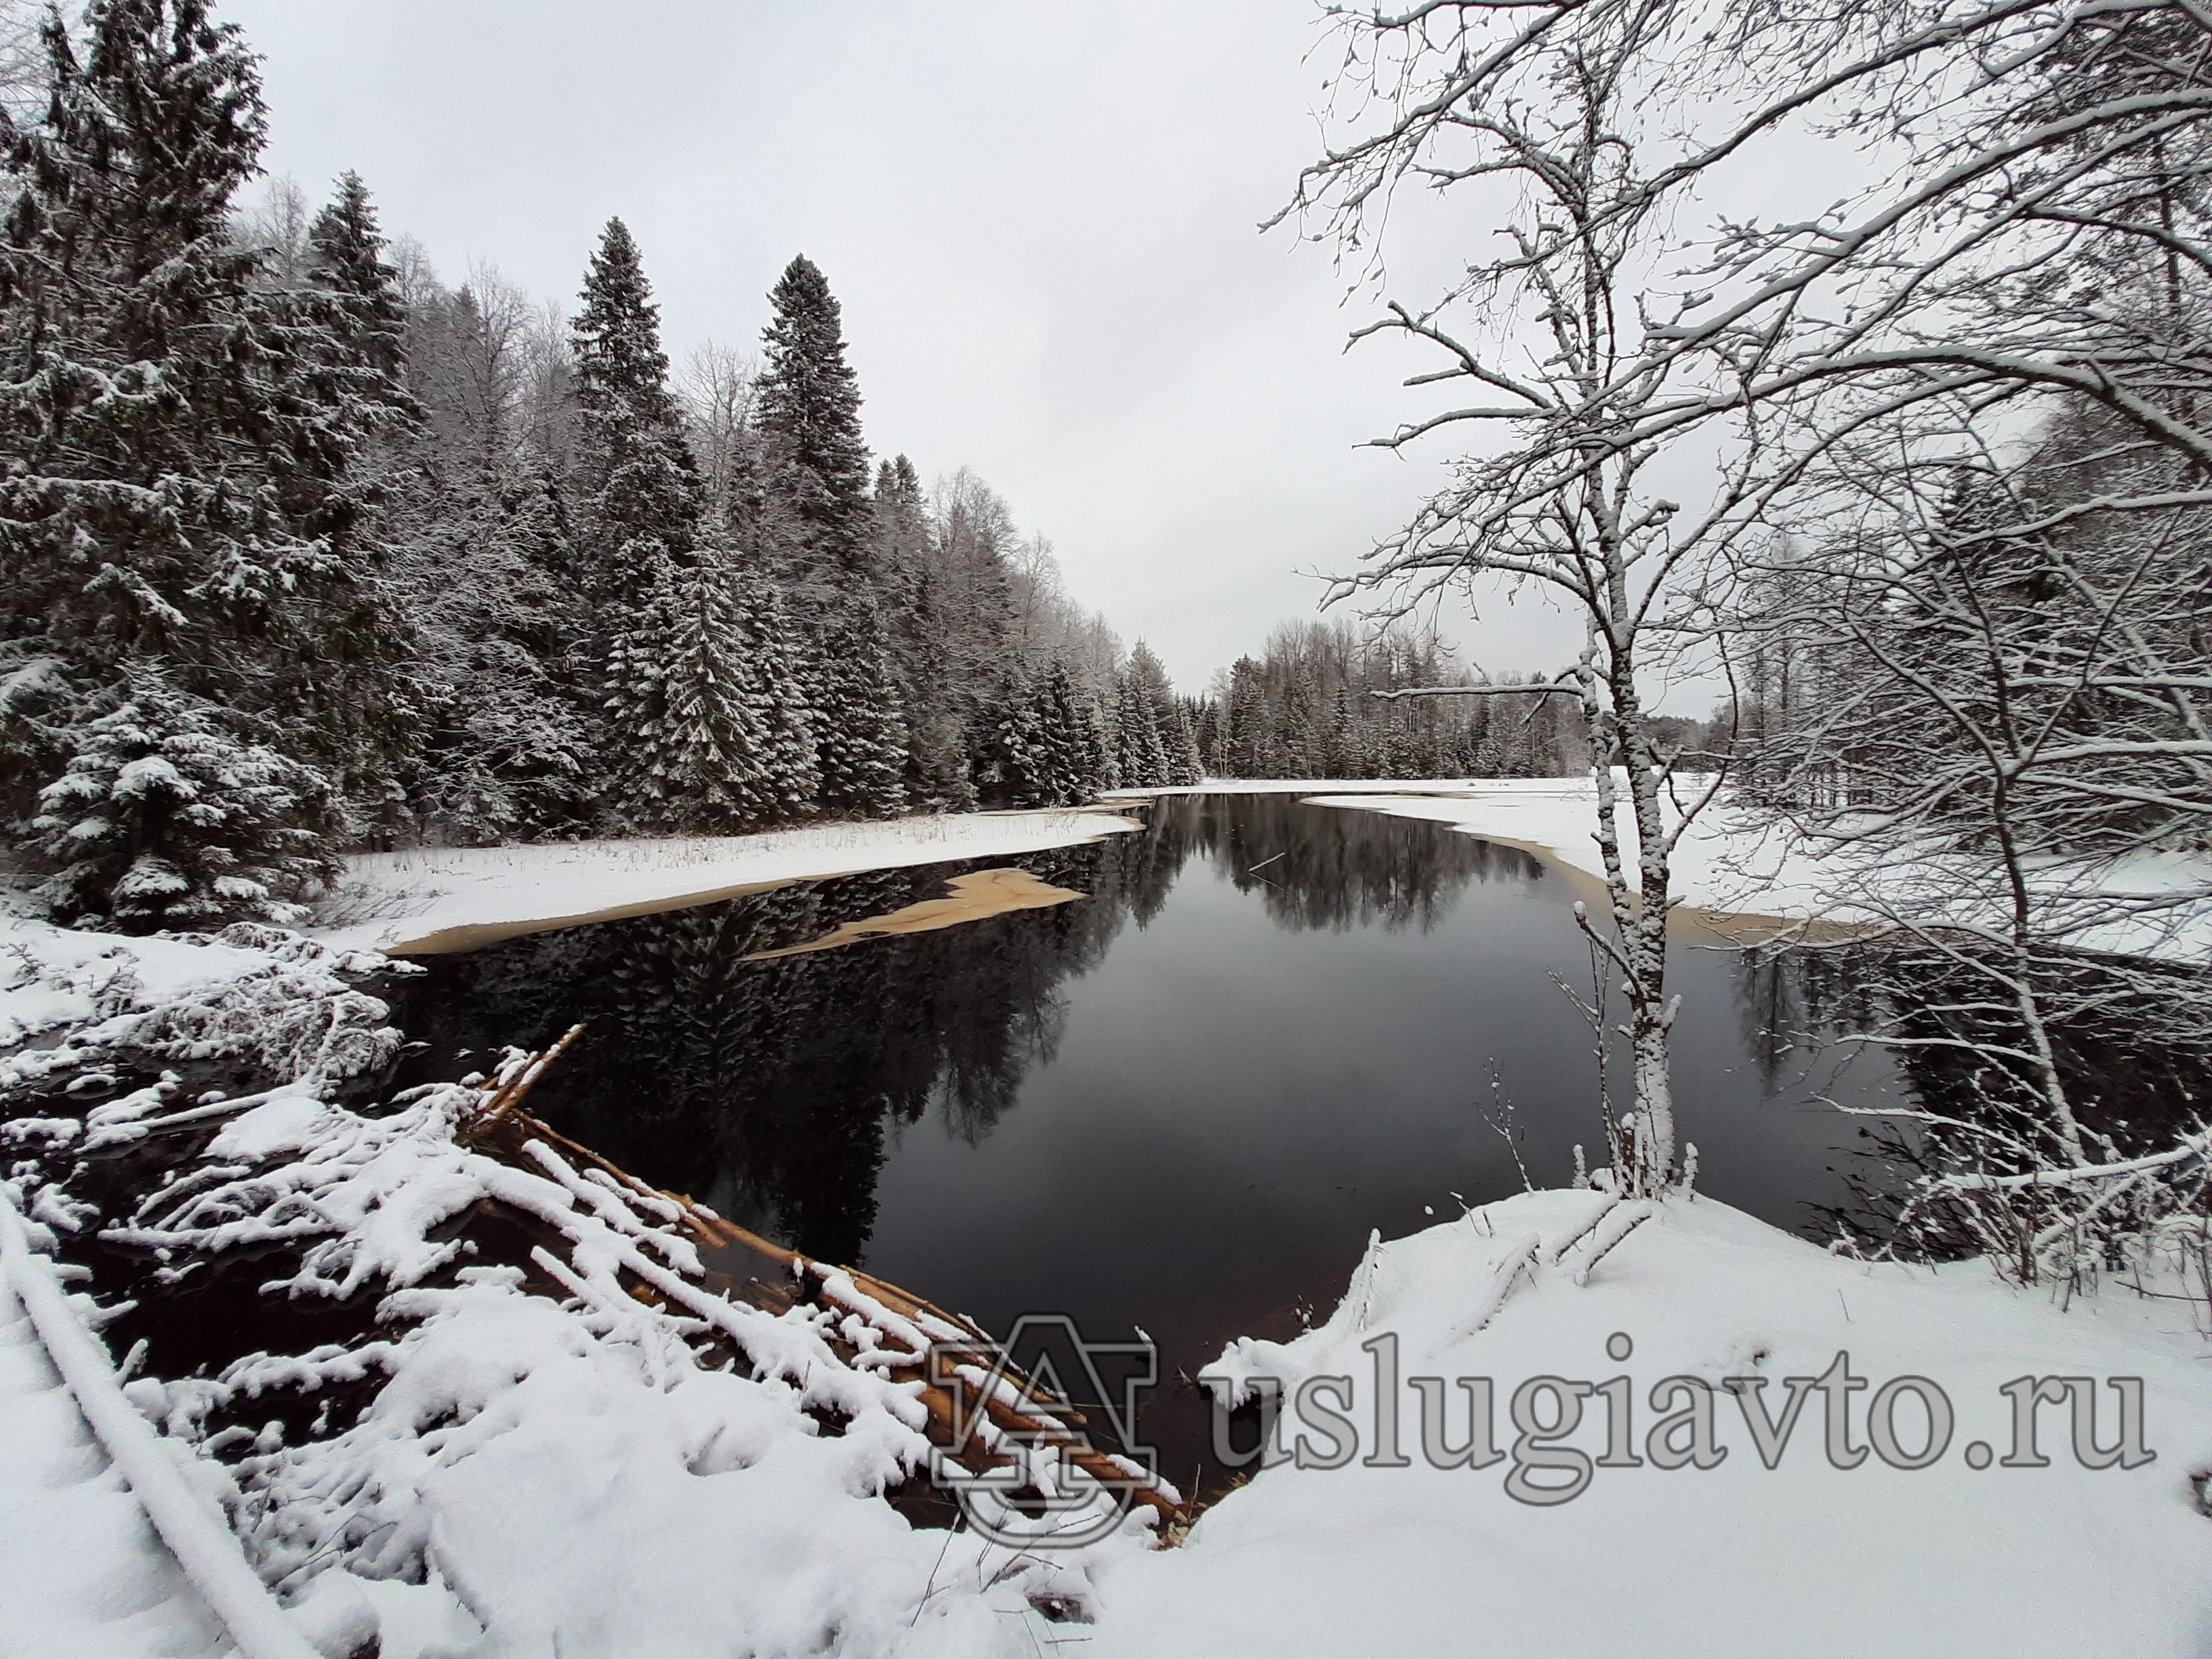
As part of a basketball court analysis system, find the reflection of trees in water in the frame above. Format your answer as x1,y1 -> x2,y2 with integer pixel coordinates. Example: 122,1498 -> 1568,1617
1737,941 -> 2211,1253
1729,947 -> 1887,1096
1179,794 -> 1536,933
398,841 -> 1150,1265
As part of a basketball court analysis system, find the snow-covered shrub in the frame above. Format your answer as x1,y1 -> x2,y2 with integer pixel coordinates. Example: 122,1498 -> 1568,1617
0,920 -> 401,1094
26,674 -> 337,934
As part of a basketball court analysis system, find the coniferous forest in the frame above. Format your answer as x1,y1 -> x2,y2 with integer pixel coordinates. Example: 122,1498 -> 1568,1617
0,1 -> 1216,935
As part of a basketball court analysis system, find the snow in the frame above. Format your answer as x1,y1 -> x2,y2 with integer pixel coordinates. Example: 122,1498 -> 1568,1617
0,1271 -> 229,1658
3,813 -> 2204,1654
306,808 -> 1143,955
0,1182 -> 323,1659
0,917 -> 401,1092
1114,777 -> 1837,921
1086,1189 -> 2212,1659
76,1079 -> 1158,1656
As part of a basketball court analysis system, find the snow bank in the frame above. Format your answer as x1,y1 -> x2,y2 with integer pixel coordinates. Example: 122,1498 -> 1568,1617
0,918 -> 401,1092
1300,781 -> 1828,920
0,1260 -> 230,1658
1111,777 -> 1839,921
0,1183 -> 322,1659
1089,1189 -> 2212,1658
307,808 -> 1142,956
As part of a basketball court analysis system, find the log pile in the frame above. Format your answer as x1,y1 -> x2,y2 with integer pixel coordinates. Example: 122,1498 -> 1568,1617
459,1027 -> 1184,1529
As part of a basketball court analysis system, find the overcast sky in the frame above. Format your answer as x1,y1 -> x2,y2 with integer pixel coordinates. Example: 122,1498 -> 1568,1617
222,1 -> 1602,695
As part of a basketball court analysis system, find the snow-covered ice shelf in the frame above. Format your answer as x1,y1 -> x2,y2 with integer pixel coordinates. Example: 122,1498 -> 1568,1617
306,807 -> 1142,955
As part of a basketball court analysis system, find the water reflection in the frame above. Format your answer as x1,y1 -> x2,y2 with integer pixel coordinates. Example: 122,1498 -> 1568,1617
1196,792 -> 1546,932
393,798 -> 1899,1405
1732,941 -> 2212,1253
393,798 -> 1530,1258
397,851 -> 1125,1263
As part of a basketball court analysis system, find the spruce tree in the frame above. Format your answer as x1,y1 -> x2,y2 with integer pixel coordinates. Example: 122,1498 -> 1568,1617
1166,698 -> 1204,787
607,549 -> 821,831
981,675 -> 1045,806
395,470 -> 596,843
1034,662 -> 1095,805
813,597 -> 909,818
571,218 -> 701,597
307,170 -> 409,392
1084,689 -> 1119,793
29,670 -> 332,929
0,1 -> 403,925
638,556 -> 775,830
1114,668 -> 1169,787
739,580 -> 821,818
1226,659 -> 1272,776
871,453 -> 966,806
1194,700 -> 1225,777
757,254 -> 872,583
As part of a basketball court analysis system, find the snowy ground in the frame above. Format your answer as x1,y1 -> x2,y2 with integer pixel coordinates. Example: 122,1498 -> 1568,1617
1090,1189 -> 2212,1659
306,808 -> 1141,956
0,1274 -> 229,1659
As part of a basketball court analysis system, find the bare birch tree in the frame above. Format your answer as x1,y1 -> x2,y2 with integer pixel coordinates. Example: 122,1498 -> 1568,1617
1291,0 -> 1736,1193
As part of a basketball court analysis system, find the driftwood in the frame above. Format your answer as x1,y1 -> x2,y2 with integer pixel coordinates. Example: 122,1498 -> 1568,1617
459,1031 -> 1180,1527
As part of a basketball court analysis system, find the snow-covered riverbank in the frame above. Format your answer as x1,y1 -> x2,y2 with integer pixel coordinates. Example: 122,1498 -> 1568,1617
1113,778 -> 2212,958
304,807 -> 1142,956
1092,1187 -> 2212,1658
0,820 -> 2204,1657
1109,777 -> 1824,922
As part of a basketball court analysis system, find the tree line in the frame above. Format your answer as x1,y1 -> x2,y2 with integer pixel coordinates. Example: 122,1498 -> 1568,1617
1199,619 -> 1594,781
0,0 -> 1202,934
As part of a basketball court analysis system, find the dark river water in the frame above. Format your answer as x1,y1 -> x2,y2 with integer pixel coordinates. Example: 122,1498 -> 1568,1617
388,793 -> 1902,1493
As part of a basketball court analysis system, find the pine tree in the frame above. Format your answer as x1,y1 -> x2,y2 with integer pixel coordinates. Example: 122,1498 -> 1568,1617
813,597 -> 909,817
0,1 -> 404,922
28,670 -> 333,929
757,254 -> 872,585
